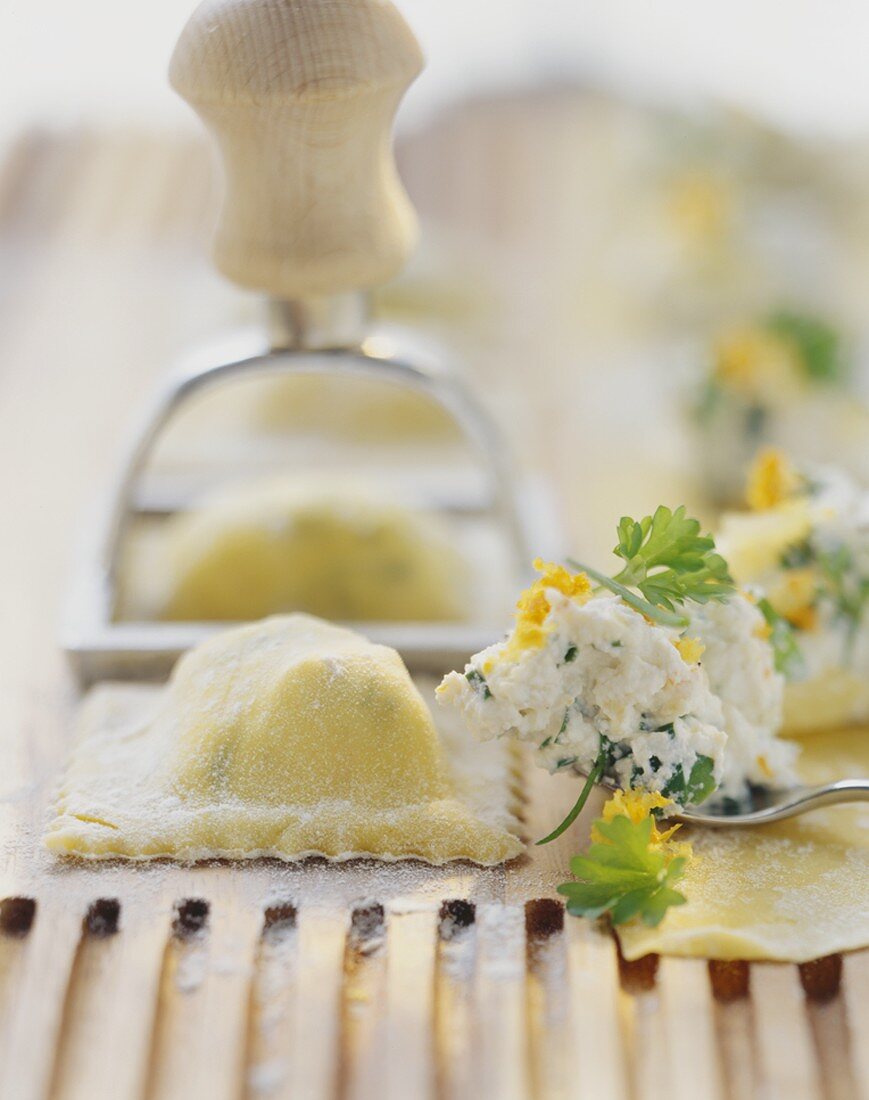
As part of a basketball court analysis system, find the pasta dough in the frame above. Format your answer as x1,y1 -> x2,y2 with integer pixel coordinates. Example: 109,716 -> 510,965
124,477 -> 470,623
45,616 -> 523,865
616,724 -> 869,962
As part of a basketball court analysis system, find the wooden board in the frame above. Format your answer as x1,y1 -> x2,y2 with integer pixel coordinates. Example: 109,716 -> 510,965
0,108 -> 865,1100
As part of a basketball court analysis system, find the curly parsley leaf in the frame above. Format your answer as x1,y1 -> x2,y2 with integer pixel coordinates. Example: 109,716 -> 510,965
570,505 -> 735,627
612,506 -> 734,605
557,813 -> 688,927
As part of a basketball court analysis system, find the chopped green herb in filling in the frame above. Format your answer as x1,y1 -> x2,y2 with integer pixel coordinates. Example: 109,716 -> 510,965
758,598 -> 803,676
659,755 -> 717,804
817,544 -> 869,640
780,540 -> 814,570
465,668 -> 492,699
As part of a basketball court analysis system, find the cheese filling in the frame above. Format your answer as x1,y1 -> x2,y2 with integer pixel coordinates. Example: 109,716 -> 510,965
438,578 -> 793,811
719,455 -> 869,732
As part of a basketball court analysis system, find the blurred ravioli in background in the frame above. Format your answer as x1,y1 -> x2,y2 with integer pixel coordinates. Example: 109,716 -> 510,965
120,476 -> 478,624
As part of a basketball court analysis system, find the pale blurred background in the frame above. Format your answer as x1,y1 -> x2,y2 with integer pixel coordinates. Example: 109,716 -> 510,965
3,0 -> 869,575
5,0 -> 869,141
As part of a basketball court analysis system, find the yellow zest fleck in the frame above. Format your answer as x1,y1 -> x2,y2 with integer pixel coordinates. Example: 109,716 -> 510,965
593,789 -> 691,861
746,448 -> 802,511
597,788 -> 671,828
506,619 -> 548,655
502,559 -> 591,660
714,327 -> 801,401
530,558 -> 592,602
788,604 -> 818,632
515,586 -> 552,628
756,755 -> 773,780
674,636 -> 705,664
768,568 -> 817,630
754,619 -> 773,641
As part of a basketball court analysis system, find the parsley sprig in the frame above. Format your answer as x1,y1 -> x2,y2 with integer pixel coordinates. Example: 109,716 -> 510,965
536,749 -> 605,846
557,811 -> 689,927
570,505 -> 735,627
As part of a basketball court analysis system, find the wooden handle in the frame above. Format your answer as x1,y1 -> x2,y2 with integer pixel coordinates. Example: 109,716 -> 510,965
170,0 -> 424,299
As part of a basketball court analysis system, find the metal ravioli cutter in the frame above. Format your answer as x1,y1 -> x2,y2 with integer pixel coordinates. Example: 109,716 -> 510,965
64,0 -> 563,684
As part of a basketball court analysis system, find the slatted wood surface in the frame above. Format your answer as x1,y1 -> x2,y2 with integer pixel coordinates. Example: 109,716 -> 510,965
0,101 -> 865,1100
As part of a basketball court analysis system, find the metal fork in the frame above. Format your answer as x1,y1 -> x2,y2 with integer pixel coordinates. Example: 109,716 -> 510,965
677,778 -> 869,827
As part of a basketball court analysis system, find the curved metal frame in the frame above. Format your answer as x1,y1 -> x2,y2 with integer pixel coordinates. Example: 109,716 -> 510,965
90,325 -> 531,635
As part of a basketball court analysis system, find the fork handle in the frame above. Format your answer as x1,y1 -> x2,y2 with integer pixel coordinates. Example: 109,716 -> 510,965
791,778 -> 869,814
680,778 -> 869,828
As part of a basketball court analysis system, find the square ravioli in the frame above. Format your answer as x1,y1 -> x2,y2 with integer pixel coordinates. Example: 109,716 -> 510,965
46,616 -> 524,866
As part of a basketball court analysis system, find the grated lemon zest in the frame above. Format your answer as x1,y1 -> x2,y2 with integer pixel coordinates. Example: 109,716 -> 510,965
593,789 -> 691,862
746,448 -> 802,511
501,559 -> 591,660
767,568 -> 818,631
674,636 -> 705,664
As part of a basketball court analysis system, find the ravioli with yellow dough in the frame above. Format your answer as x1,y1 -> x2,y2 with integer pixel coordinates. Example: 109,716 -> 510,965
122,478 -> 469,623
45,616 -> 523,864
616,724 -> 869,962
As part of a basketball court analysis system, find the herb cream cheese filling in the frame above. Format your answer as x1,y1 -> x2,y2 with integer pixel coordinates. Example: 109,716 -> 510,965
720,451 -> 869,733
438,561 -> 794,814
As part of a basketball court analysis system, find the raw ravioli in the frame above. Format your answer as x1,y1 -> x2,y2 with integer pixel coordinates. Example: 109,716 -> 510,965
45,616 -> 523,865
124,477 -> 469,623
617,724 -> 869,962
